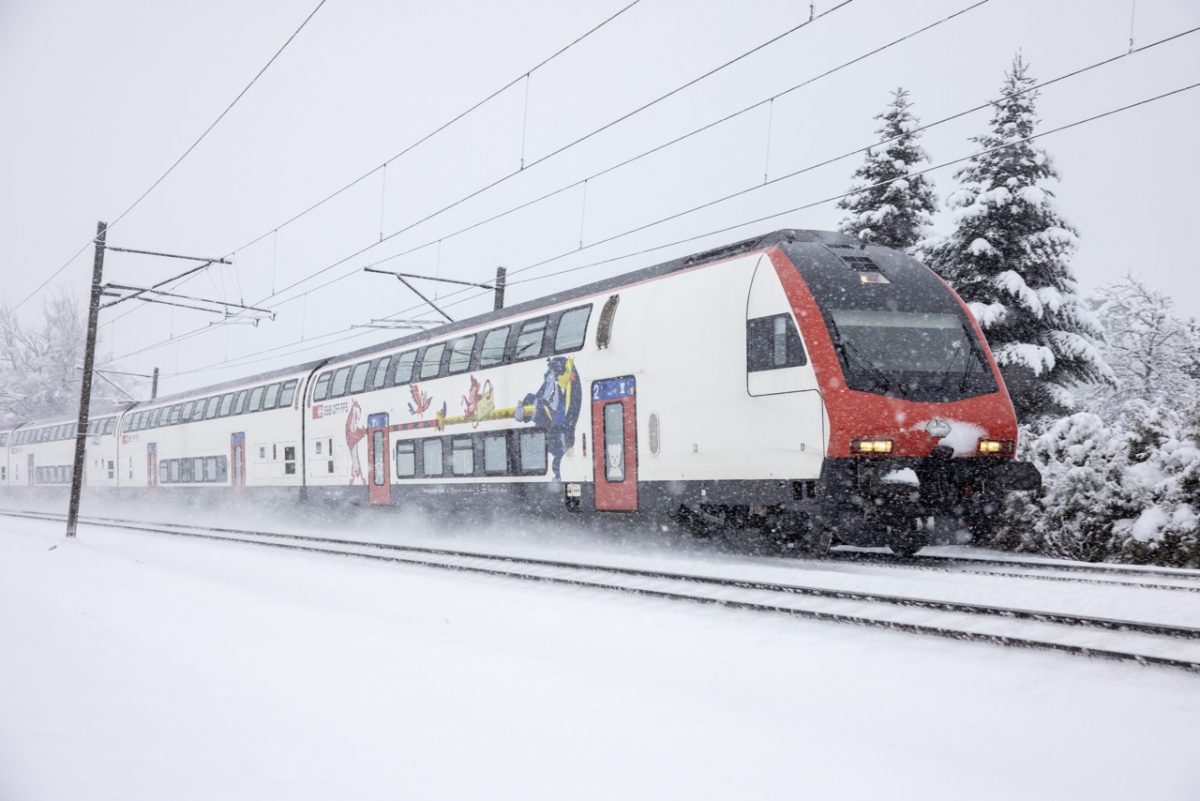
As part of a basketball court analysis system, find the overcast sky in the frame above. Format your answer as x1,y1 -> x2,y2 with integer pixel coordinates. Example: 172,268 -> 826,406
2,0 -> 1197,396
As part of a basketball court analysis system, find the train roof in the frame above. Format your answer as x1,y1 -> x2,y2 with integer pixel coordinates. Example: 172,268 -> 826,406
311,228 -> 864,366
116,228 -> 868,411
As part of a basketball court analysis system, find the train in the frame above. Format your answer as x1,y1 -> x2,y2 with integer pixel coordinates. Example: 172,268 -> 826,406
0,229 -> 1041,555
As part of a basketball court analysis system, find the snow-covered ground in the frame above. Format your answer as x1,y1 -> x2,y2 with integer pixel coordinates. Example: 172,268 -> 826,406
2,514 -> 1198,801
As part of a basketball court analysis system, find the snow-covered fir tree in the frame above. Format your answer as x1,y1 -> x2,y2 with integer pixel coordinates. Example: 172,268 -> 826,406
837,87 -> 936,251
925,55 -> 1110,420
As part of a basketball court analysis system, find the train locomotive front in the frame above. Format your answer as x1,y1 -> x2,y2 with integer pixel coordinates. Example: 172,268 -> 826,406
770,233 -> 1040,554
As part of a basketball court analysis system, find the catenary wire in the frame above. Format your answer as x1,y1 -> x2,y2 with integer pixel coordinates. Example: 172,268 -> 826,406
157,78 -> 1200,381
11,0 -> 331,316
95,0 -> 646,335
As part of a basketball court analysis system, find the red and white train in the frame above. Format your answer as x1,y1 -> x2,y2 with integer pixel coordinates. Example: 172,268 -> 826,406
1,229 -> 1040,554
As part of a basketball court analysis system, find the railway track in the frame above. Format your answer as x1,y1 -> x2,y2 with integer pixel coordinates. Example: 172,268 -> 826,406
827,549 -> 1200,593
6,508 -> 1200,674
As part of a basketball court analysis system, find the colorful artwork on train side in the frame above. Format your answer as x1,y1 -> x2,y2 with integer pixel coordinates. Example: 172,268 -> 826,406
407,385 -> 432,417
461,376 -> 495,428
514,356 -> 581,481
345,399 -> 366,485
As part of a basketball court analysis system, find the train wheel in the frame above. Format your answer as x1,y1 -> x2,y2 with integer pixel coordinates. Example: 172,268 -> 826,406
887,539 -> 924,557
775,513 -> 830,557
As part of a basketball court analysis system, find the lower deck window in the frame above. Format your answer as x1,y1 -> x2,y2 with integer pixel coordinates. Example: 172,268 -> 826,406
395,441 -> 415,478
157,456 -> 228,484
422,439 -> 443,477
451,438 -> 474,475
518,430 -> 547,474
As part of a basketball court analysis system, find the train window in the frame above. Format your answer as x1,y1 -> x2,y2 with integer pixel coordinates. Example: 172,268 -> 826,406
348,362 -> 370,395
518,430 -> 546,474
278,380 -> 297,408
479,326 -> 510,368
177,458 -> 190,483
284,447 -> 296,476
394,441 -> 415,478
393,351 -> 417,385
158,463 -> 169,484
263,383 -> 282,410
330,368 -> 351,398
219,394 -> 235,417
371,434 -> 383,484
107,460 -> 115,479
597,294 -> 619,349
193,457 -> 205,481
179,402 -> 193,423
233,390 -> 249,415
747,314 -> 807,372
249,386 -> 265,412
370,357 -> 391,391
205,457 -> 218,482
168,405 -> 181,425
202,397 -> 218,419
419,343 -> 446,380
483,434 -> 507,475
312,373 -> 331,403
447,335 -> 475,375
513,318 -> 548,361
603,403 -> 626,482
451,437 -> 474,475
554,306 -> 591,353
421,438 -> 443,477
169,460 -> 180,482
104,418 -> 115,435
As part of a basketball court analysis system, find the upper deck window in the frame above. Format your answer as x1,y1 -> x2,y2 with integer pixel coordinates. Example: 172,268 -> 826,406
420,344 -> 445,381
514,318 -> 547,361
554,306 -> 591,353
479,327 -> 509,368
447,336 -> 475,375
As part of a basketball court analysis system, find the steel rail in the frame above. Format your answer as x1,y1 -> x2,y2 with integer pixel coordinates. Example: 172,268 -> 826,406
5,509 -> 1200,673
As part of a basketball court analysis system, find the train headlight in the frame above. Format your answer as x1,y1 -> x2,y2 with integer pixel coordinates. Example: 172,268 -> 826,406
978,439 -> 1014,455
852,439 -> 894,454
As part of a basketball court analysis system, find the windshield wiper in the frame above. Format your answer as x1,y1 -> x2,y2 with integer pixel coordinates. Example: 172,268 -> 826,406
828,317 -> 894,394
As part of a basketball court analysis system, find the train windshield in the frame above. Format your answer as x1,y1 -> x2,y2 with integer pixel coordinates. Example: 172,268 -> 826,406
827,309 -> 997,400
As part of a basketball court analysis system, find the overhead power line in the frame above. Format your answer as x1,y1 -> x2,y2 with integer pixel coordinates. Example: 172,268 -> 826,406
245,1 -> 859,306
12,0 -> 330,316
95,0 -> 646,335
245,20 -> 1200,317
222,0 -> 646,258
158,78 -> 1200,381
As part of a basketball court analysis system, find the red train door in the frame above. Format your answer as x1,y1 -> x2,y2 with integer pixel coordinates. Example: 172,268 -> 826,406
231,432 -> 246,498
367,413 -> 391,506
591,376 -> 638,511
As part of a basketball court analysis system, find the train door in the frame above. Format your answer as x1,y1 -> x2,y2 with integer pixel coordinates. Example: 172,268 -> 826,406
591,376 -> 638,511
146,442 -> 158,495
367,413 -> 391,506
231,432 -> 246,498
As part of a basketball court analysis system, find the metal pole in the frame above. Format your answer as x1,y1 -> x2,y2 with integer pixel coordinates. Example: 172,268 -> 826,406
493,266 -> 506,311
66,221 -> 107,538
151,367 -> 159,400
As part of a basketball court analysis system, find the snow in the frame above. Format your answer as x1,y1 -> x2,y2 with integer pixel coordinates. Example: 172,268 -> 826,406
1131,506 -> 1169,543
995,342 -> 1057,376
966,237 -> 997,257
5,514 -> 1194,800
967,301 -> 1008,328
881,467 -> 919,486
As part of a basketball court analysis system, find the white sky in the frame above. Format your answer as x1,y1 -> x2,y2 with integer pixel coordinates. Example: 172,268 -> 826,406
1,0 -> 1197,396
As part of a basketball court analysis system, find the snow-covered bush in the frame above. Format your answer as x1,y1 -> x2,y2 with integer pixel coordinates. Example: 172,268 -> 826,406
992,405 -> 1200,567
